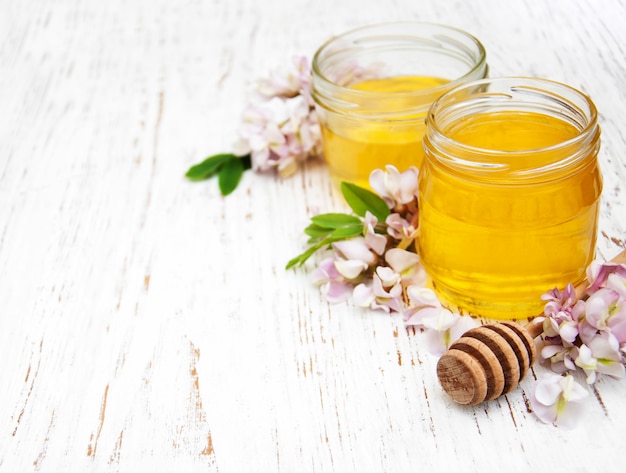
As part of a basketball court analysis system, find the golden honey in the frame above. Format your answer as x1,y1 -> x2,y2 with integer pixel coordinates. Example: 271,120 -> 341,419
419,78 -> 602,320
319,76 -> 448,188
311,22 -> 487,189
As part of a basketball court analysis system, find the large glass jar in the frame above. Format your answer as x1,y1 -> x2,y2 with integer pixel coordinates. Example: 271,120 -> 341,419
419,77 -> 603,320
311,22 -> 488,189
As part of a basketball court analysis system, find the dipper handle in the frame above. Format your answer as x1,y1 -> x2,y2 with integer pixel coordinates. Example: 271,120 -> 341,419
436,248 -> 626,406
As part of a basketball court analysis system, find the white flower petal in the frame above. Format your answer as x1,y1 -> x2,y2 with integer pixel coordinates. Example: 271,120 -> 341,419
534,373 -> 564,406
531,399 -> 558,425
365,231 -> 387,256
334,259 -> 368,280
333,238 -> 376,265
353,283 -> 374,307
558,321 -> 579,344
597,359 -> 625,379
368,169 -> 387,200
554,404 -> 583,429
376,266 -> 400,287
448,315 -> 480,344
385,248 -> 419,274
422,308 -> 456,332
423,328 -> 448,356
407,287 -> 441,308
321,281 -> 354,304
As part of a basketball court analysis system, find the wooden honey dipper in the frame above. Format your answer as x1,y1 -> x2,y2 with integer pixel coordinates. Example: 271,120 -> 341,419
436,249 -> 626,406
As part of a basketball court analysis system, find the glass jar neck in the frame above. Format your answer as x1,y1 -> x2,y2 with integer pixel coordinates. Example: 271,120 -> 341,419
423,77 -> 600,183
311,21 -> 488,119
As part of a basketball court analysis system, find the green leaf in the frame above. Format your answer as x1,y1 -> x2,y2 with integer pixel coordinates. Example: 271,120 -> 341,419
218,156 -> 245,195
304,223 -> 334,239
185,154 -> 233,181
240,154 -> 252,171
286,236 -> 338,269
285,244 -> 323,270
329,224 -> 363,239
286,224 -> 363,269
340,181 -> 390,222
310,213 -> 362,229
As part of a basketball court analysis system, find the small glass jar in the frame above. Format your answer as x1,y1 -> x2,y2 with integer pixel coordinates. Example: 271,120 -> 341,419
311,21 -> 488,189
419,77 -> 603,320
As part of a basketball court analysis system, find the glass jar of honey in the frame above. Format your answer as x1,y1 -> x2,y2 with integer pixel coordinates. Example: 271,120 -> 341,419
419,77 -> 603,320
311,22 -> 488,189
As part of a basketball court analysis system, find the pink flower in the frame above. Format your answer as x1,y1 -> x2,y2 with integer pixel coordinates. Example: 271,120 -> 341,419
385,248 -> 426,287
363,212 -> 387,255
353,267 -> 403,314
369,165 -> 419,208
539,285 -> 587,369
422,309 -> 480,356
541,284 -> 581,318
585,260 -> 626,296
233,56 -> 321,177
607,271 -> 626,299
582,287 -> 626,343
385,213 -> 418,241
311,258 -> 353,303
404,287 -> 443,326
530,373 -> 588,428
574,332 -> 625,383
538,342 -> 578,373
233,100 -> 287,165
404,287 -> 479,355
333,237 -> 377,268
255,56 -> 312,100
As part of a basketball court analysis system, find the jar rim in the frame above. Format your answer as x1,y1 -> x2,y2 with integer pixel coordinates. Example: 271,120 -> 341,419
424,76 -> 600,169
311,21 -> 488,102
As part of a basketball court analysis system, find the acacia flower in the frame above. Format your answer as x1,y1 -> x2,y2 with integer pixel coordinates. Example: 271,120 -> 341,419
422,307 -> 479,356
585,260 -> 626,296
538,342 -> 578,373
333,237 -> 377,269
540,284 -> 585,344
232,56 -> 322,177
574,332 -> 625,383
363,211 -> 387,255
607,271 -> 626,299
385,213 -> 418,242
369,165 -> 419,208
385,248 -> 426,287
404,287 -> 443,326
255,56 -> 312,100
311,257 -> 353,303
538,262 -> 626,389
233,100 -> 287,168
538,284 -> 586,372
404,287 -> 479,355
530,373 -> 588,428
353,267 -> 403,314
581,287 -> 626,343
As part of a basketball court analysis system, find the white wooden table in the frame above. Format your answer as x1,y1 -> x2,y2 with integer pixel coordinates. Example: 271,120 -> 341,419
1,0 -> 625,471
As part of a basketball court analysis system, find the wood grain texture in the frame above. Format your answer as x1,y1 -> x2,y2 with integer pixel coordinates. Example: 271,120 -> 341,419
1,0 -> 625,471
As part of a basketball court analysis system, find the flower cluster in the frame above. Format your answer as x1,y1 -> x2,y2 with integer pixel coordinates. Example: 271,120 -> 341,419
528,259 -> 626,427
311,165 -> 422,308
233,56 -> 323,177
299,165 -> 478,354
529,373 -> 589,429
537,262 -> 626,383
186,56 -> 322,195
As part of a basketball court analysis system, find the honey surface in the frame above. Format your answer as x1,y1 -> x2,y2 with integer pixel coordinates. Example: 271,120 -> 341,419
321,75 -> 448,188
